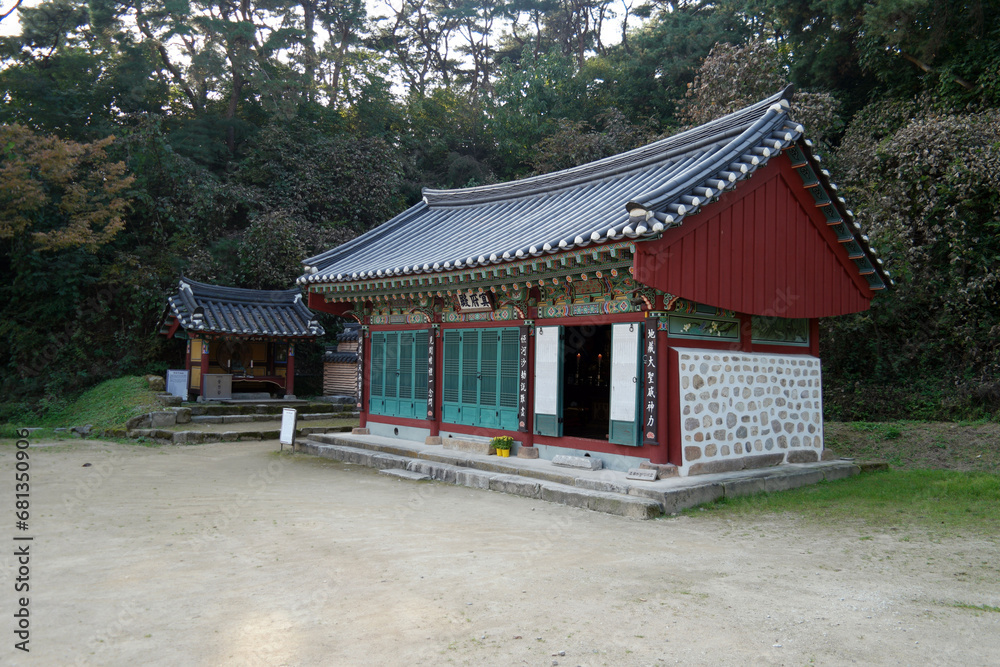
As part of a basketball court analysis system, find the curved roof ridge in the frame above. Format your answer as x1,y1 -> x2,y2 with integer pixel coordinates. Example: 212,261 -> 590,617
422,88 -> 792,208
181,276 -> 303,304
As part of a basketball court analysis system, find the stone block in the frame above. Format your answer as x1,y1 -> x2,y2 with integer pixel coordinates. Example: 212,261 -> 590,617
587,493 -> 661,520
442,436 -> 494,455
539,485 -> 593,510
150,429 -> 175,440
575,478 -> 630,495
424,436 -> 443,445
191,415 -> 224,424
380,469 -> 430,482
640,462 -> 679,478
516,467 -> 578,486
408,461 -> 459,484
223,415 -> 254,424
128,429 -> 150,439
352,427 -> 370,435
70,424 -> 93,437
238,433 -> 262,442
221,431 -> 240,442
149,411 -> 177,428
259,430 -> 280,440
722,477 -> 767,498
173,408 -> 191,424
516,447 -> 540,459
786,450 -> 819,463
632,483 -> 724,514
742,453 -> 785,470
125,414 -> 151,430
552,454 -> 602,470
371,453 -> 408,470
146,374 -> 166,392
821,449 -> 839,461
762,470 -> 824,493
687,457 -> 746,476
156,393 -> 182,407
626,468 -> 658,481
489,474 -> 540,498
456,469 -> 494,490
822,464 -> 860,482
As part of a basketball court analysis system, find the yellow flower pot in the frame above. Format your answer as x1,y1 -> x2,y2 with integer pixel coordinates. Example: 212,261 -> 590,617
497,449 -> 510,457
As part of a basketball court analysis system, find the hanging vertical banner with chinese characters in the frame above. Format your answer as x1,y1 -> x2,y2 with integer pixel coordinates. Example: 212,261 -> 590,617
426,329 -> 436,419
517,326 -> 530,432
642,324 -> 659,446
356,331 -> 364,409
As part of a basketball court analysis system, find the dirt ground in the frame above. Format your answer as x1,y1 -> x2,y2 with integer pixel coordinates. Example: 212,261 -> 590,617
3,438 -> 999,666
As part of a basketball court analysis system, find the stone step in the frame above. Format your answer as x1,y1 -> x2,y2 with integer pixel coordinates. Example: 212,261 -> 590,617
379,469 -> 431,482
184,403 -> 348,417
128,425 -> 355,445
299,439 -> 662,519
299,433 -> 861,518
441,433 -> 496,456
188,411 -> 357,425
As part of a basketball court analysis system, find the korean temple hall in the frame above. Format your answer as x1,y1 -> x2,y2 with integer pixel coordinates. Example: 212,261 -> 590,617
160,278 -> 325,399
299,89 -> 890,476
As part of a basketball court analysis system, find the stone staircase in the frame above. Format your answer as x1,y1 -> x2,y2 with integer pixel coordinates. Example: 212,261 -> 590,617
119,402 -> 359,445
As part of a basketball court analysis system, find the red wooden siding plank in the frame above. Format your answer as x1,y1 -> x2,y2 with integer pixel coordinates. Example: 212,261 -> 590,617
632,155 -> 873,318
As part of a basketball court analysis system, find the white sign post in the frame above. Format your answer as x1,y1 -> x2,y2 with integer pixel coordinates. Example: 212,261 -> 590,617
280,408 -> 297,452
166,370 -> 189,401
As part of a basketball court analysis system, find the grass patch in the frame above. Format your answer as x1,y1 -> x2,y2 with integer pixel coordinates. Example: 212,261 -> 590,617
947,602 -> 1000,613
825,420 -> 1000,474
3,376 -> 160,431
692,469 -> 1000,535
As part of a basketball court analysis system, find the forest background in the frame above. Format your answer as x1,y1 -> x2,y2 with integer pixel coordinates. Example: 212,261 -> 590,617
0,0 -> 998,422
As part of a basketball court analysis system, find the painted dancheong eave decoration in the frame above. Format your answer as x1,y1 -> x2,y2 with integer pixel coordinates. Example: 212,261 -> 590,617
160,278 -> 325,398
301,88 -> 889,477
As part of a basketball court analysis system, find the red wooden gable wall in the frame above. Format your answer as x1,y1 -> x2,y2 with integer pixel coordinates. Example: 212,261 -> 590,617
633,152 -> 874,319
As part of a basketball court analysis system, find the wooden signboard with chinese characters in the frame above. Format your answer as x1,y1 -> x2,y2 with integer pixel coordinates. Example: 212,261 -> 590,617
456,292 -> 493,313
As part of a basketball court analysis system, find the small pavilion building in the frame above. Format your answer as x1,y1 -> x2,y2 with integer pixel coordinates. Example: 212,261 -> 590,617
298,89 -> 890,475
160,278 -> 325,399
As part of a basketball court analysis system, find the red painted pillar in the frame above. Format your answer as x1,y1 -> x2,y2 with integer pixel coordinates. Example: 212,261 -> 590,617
286,342 -> 295,396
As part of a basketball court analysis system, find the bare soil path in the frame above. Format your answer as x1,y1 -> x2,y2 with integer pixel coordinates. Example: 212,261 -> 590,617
3,438 -> 998,666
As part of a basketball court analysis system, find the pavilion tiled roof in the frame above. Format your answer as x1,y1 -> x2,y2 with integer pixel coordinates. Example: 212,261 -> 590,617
299,88 -> 890,291
163,278 -> 324,338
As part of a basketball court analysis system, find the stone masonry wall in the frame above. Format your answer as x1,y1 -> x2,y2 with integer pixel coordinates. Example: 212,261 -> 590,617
675,348 -> 823,474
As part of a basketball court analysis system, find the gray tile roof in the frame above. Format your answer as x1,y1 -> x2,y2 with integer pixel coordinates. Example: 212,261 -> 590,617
165,278 -> 324,338
300,88 -> 890,291
336,323 -> 361,342
324,350 -> 359,363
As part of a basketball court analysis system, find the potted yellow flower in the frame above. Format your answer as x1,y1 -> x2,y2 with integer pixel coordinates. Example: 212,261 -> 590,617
491,436 -> 513,457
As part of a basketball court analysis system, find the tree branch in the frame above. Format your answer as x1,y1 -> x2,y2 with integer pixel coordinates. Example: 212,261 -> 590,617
901,52 -> 977,90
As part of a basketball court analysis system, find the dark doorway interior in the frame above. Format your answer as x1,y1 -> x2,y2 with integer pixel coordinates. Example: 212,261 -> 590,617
562,325 -> 612,440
